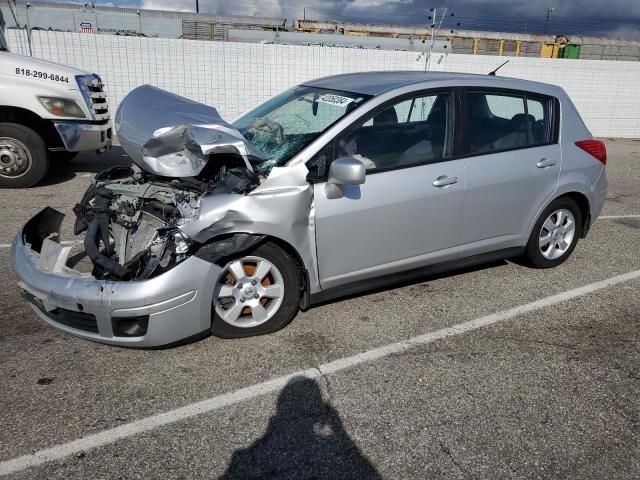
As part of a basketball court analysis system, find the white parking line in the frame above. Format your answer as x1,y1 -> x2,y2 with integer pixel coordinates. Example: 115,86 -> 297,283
1,269 -> 640,476
1,214 -> 638,249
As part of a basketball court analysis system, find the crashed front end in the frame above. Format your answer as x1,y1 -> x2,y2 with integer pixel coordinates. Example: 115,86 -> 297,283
12,85 -> 311,347
11,207 -> 220,347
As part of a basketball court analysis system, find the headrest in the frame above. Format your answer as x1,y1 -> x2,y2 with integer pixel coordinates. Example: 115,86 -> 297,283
373,107 -> 398,126
510,113 -> 535,131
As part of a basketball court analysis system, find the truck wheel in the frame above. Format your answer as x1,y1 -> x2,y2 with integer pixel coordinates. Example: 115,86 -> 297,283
0,123 -> 50,188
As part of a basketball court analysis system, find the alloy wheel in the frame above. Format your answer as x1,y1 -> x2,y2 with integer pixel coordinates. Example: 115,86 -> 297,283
214,256 -> 285,328
539,208 -> 576,260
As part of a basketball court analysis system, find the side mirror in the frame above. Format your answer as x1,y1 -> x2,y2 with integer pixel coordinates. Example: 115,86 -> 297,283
325,157 -> 366,199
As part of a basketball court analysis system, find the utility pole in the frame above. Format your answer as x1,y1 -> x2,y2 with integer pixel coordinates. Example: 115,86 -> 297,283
25,1 -> 32,56
543,7 -> 554,35
425,7 -> 436,71
424,7 -> 448,72
195,0 -> 199,13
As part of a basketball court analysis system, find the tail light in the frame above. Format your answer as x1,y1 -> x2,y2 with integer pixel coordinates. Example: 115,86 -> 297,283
575,139 -> 607,165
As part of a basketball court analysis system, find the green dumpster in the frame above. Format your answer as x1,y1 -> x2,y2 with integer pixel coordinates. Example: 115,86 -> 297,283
561,44 -> 582,59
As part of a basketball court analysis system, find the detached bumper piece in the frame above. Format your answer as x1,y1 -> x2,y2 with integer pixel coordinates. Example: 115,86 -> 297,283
12,208 -> 222,347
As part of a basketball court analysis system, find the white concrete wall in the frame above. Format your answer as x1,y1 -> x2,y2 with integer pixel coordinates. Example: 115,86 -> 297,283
7,30 -> 640,138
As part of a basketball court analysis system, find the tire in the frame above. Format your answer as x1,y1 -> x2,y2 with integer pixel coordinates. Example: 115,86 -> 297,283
0,123 -> 50,188
51,151 -> 79,163
211,242 -> 300,338
524,196 -> 583,269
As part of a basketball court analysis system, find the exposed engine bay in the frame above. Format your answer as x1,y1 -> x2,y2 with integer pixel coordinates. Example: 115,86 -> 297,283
66,84 -> 276,281
73,159 -> 260,281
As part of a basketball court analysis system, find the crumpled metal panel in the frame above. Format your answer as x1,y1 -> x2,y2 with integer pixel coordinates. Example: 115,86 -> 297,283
116,85 -> 321,293
115,85 -> 266,177
180,162 -> 321,294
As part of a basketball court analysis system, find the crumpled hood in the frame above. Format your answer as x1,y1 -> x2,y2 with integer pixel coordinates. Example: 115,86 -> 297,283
115,85 -> 266,177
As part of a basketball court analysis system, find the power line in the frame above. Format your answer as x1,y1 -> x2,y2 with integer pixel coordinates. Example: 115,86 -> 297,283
543,7 -> 554,35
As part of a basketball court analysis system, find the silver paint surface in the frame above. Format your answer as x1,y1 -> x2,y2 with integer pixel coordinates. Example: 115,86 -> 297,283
12,72 -> 607,346
181,161 -> 319,294
12,234 -> 220,347
115,85 -> 265,177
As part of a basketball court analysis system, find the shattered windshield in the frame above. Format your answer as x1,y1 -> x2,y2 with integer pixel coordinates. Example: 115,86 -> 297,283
233,86 -> 370,174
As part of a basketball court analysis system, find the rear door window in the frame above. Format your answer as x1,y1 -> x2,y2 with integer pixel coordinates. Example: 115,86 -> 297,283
464,91 -> 553,155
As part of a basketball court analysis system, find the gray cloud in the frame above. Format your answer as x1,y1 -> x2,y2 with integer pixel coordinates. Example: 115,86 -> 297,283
140,0 -> 640,39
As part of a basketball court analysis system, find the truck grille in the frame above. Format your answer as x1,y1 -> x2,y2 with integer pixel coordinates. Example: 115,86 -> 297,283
76,74 -> 110,122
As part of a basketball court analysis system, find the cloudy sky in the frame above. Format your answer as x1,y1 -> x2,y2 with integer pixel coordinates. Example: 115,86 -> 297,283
40,0 -> 640,39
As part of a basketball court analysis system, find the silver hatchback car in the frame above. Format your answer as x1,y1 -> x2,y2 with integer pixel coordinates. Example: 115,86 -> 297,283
12,72 -> 607,346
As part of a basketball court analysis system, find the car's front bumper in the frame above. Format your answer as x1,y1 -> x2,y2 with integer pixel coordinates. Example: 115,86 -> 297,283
54,121 -> 112,153
12,208 -> 221,347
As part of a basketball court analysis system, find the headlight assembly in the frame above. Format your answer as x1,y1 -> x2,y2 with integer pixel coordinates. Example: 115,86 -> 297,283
38,97 -> 86,118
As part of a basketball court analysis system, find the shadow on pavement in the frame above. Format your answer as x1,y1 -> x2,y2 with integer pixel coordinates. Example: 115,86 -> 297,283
219,376 -> 382,480
40,146 -> 132,186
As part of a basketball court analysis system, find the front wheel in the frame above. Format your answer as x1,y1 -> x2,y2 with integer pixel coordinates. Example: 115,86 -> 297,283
524,197 -> 583,268
0,123 -> 50,188
211,242 -> 300,338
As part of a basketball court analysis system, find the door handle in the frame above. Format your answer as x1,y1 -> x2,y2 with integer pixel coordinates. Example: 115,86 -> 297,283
536,158 -> 556,168
432,175 -> 458,187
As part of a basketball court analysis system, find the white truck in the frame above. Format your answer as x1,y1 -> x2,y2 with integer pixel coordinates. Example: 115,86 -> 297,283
0,27 -> 111,187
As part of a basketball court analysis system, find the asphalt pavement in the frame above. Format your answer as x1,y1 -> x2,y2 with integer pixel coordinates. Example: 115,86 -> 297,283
0,139 -> 638,479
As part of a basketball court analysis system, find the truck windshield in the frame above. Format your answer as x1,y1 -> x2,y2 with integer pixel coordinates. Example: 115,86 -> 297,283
233,86 -> 370,174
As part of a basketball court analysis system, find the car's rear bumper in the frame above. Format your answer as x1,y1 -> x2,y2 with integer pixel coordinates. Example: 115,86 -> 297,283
11,208 -> 220,347
54,121 -> 112,153
588,168 -> 608,230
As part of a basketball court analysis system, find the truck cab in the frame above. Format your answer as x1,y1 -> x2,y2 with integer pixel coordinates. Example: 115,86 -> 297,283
0,26 -> 111,187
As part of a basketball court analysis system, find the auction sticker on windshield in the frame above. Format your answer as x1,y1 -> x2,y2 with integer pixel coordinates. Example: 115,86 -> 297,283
317,94 -> 354,107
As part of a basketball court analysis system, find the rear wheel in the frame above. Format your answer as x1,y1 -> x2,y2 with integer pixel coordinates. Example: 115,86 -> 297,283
0,123 -> 49,188
211,242 -> 300,338
524,197 -> 582,268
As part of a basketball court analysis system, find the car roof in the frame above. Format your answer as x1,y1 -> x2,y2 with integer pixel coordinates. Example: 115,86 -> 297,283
302,71 -> 557,96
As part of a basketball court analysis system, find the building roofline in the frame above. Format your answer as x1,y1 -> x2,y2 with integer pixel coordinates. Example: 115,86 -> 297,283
11,1 -> 287,27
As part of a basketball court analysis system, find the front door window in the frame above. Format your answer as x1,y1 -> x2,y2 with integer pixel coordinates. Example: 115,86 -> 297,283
335,92 -> 454,172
